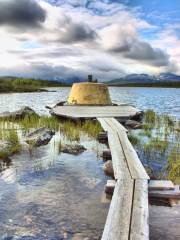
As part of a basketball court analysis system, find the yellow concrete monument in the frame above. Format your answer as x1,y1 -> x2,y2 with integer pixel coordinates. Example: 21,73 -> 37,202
68,81 -> 112,105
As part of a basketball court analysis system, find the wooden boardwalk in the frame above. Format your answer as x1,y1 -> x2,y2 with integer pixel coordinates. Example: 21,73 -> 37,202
98,118 -> 149,240
51,105 -> 141,120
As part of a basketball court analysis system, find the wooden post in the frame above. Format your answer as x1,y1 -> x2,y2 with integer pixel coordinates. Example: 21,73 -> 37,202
98,131 -> 108,142
102,149 -> 112,161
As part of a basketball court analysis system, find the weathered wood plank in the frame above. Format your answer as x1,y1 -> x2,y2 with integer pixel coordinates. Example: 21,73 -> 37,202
52,105 -> 141,119
108,131 -> 131,179
108,118 -> 128,133
130,179 -> 149,240
101,179 -> 134,240
148,180 -> 175,191
118,131 -> 149,180
98,118 -> 111,132
98,117 -> 149,240
98,118 -> 131,180
101,118 -> 149,180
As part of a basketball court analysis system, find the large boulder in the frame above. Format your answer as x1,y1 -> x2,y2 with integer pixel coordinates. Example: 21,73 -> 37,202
130,111 -> 144,122
0,106 -> 39,119
26,127 -> 55,147
103,160 -> 114,178
61,144 -> 86,155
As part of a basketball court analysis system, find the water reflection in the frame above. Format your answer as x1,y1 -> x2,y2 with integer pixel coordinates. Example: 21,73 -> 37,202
0,122 -> 109,239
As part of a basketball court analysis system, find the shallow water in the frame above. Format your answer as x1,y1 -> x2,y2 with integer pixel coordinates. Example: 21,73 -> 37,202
0,127 -> 109,239
0,87 -> 180,239
0,87 -> 180,118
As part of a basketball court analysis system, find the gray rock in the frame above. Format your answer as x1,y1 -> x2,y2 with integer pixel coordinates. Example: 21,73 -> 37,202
26,127 -> 55,147
103,160 -> 114,177
0,156 -> 11,171
46,101 -> 66,110
130,111 -> 144,121
125,119 -> 142,129
0,106 -> 39,119
54,101 -> 66,107
61,144 -> 86,155
45,105 -> 52,110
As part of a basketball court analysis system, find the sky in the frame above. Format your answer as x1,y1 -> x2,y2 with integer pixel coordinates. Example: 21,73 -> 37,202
0,0 -> 179,81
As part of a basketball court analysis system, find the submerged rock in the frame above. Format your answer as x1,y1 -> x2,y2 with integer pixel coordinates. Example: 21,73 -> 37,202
0,106 -> 39,119
125,119 -> 142,129
72,233 -> 92,240
26,127 -> 55,147
103,160 -> 114,178
61,144 -> 86,155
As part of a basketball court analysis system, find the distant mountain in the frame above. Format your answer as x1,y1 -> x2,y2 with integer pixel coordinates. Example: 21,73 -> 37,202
108,72 -> 180,85
157,72 -> 180,82
52,76 -> 86,84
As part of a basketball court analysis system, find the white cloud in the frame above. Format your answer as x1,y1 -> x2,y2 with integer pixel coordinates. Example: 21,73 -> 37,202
0,0 -> 179,80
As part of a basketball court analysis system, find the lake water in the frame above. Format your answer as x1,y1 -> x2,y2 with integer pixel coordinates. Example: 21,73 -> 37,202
0,124 -> 109,240
0,87 -> 180,118
0,87 -> 180,240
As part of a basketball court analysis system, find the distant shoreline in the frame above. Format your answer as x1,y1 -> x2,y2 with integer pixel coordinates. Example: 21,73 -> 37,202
0,87 -> 71,94
0,77 -> 71,93
0,76 -> 180,93
107,82 -> 180,88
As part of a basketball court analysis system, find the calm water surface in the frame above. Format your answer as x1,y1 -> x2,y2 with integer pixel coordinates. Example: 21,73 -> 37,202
0,87 -> 180,118
0,129 -> 109,239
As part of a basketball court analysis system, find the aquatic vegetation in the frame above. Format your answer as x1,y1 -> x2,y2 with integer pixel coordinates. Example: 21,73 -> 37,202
128,133 -> 140,145
143,138 -> 169,158
0,128 -> 21,159
59,119 -> 102,142
59,120 -> 81,142
0,115 -> 103,157
144,109 -> 156,124
128,109 -> 180,181
139,129 -> 152,138
81,120 -> 102,138
167,145 -> 180,184
18,115 -> 60,132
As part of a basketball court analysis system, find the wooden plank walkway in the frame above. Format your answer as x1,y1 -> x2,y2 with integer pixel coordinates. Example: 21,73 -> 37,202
51,105 -> 141,120
98,117 -> 149,240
